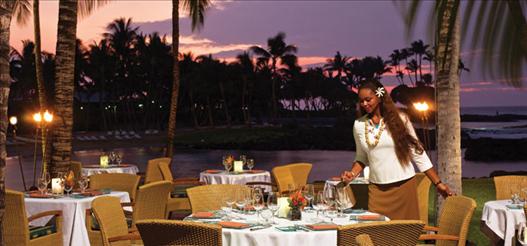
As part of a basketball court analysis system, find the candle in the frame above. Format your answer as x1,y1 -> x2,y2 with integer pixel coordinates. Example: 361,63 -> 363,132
233,160 -> 243,173
277,197 -> 290,218
362,166 -> 370,179
51,178 -> 63,194
100,155 -> 109,167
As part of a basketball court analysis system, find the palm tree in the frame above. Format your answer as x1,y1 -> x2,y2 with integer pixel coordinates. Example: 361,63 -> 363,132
166,0 -> 211,158
50,0 -> 109,175
33,0 -> 46,110
235,52 -> 256,126
0,1 -> 30,243
250,32 -> 298,123
324,51 -> 350,82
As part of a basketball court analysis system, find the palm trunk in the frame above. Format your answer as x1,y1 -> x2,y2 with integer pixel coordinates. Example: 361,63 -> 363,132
218,81 -> 231,127
189,90 -> 199,128
34,0 -> 47,109
435,0 -> 462,210
166,0 -> 180,158
0,2 -> 15,244
206,96 -> 214,128
50,0 -> 78,176
241,77 -> 248,125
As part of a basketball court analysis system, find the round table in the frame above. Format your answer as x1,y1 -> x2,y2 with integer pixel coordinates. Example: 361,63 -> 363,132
25,191 -> 130,246
200,170 -> 272,192
187,210 -> 388,246
82,164 -> 139,176
482,200 -> 526,246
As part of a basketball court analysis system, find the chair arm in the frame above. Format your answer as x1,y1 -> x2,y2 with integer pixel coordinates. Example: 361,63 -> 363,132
108,232 -> 141,242
423,225 -> 440,232
419,234 -> 460,241
246,181 -> 276,187
121,202 -> 135,207
173,177 -> 202,184
28,210 -> 63,222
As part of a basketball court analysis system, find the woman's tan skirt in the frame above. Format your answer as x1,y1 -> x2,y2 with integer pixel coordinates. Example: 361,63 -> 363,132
368,176 -> 419,220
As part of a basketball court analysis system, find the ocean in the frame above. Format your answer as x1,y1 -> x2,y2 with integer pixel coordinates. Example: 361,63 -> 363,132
461,106 -> 527,116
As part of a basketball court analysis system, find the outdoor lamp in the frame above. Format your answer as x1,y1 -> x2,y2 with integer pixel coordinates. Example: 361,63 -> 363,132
33,112 -> 42,123
413,102 -> 429,112
43,110 -> 53,123
9,116 -> 17,126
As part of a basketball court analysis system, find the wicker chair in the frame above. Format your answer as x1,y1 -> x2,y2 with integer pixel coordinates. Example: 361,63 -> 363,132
89,173 -> 140,202
187,184 -> 251,213
144,157 -> 171,184
91,196 -> 141,246
4,189 -> 63,246
338,220 -> 425,246
136,219 -> 222,246
355,234 -> 374,246
419,195 -> 477,246
415,172 -> 432,223
493,175 -> 527,200
158,161 -> 202,218
129,181 -> 173,228
272,163 -> 312,194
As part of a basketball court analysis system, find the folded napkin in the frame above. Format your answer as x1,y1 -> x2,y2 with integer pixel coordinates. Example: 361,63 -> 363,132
350,214 -> 386,221
28,193 -> 53,199
330,176 -> 341,181
80,190 -> 103,196
192,212 -> 216,219
218,221 -> 250,229
246,170 -> 265,174
117,164 -> 130,167
306,224 -> 338,230
205,170 -> 222,174
505,204 -> 524,209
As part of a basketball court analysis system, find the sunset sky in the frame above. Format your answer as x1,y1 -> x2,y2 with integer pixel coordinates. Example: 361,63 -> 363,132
9,0 -> 527,107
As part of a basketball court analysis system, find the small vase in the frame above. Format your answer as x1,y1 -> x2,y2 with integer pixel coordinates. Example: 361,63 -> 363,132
290,207 -> 301,221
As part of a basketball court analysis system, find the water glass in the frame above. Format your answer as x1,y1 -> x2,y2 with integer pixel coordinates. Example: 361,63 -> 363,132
266,192 -> 279,223
116,153 -> 123,165
303,184 -> 315,211
240,155 -> 247,166
78,176 -> 89,193
246,159 -> 255,170
236,190 -> 247,213
37,178 -> 47,194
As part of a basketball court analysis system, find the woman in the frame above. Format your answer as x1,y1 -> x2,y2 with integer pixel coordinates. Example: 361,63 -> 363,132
341,80 -> 452,220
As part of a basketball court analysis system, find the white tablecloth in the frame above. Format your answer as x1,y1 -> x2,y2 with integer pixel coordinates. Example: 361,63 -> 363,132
25,191 -> 130,246
82,164 -> 139,176
481,200 -> 526,246
200,171 -> 272,192
190,210 -> 387,246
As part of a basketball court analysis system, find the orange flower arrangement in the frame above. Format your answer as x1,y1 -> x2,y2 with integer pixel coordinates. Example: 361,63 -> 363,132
288,190 -> 307,209
65,170 -> 75,187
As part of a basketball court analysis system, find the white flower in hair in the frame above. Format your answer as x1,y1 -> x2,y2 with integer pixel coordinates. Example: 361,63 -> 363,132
375,87 -> 385,97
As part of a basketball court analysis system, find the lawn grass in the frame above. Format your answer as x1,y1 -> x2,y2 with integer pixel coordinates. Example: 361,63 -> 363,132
428,178 -> 495,245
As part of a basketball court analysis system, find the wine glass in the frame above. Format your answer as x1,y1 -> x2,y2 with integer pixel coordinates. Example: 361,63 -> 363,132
78,176 -> 89,193
303,184 -> 315,212
239,155 -> 247,166
334,186 -> 351,218
266,192 -> 279,223
314,191 -> 327,219
252,188 -> 264,218
37,177 -> 48,195
222,155 -> 231,173
115,153 -> 123,165
236,190 -> 247,213
246,159 -> 255,171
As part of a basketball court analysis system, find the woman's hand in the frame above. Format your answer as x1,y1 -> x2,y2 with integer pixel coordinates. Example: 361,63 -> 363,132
340,171 -> 355,183
436,183 -> 454,198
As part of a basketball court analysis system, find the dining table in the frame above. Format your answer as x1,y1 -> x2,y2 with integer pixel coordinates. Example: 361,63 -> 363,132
81,164 -> 139,176
185,209 -> 388,246
481,200 -> 527,246
25,191 -> 130,246
200,170 -> 272,192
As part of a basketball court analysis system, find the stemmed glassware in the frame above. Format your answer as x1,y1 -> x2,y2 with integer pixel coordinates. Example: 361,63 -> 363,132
78,176 -> 89,193
236,190 -> 247,213
115,153 -> 123,165
303,184 -> 315,212
313,191 -> 327,220
266,192 -> 279,223
334,186 -> 350,218
252,188 -> 265,220
239,155 -> 247,167
38,177 -> 48,194
222,155 -> 232,173
246,159 -> 255,171
109,152 -> 116,165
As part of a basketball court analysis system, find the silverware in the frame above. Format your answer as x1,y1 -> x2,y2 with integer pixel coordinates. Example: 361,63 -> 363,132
250,225 -> 272,231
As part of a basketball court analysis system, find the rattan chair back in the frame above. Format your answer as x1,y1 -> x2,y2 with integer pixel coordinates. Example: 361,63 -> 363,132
272,163 -> 312,193
436,195 -> 476,246
338,220 -> 424,246
5,190 -> 30,245
132,181 -> 173,227
89,173 -> 140,201
145,157 -> 171,184
187,184 -> 251,213
136,219 -> 222,246
355,234 -> 374,246
415,172 -> 431,223
92,196 -> 130,246
493,175 -> 527,200
158,161 -> 174,181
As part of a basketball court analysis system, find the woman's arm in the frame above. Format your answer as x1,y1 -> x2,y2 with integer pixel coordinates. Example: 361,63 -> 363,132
341,161 -> 365,182
423,168 -> 454,198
